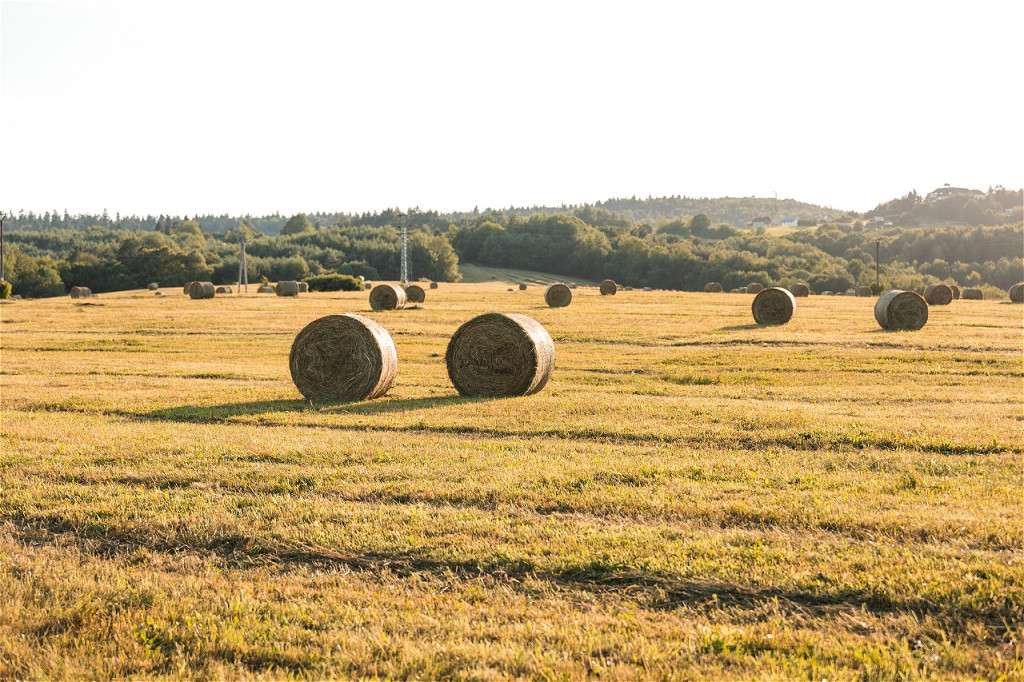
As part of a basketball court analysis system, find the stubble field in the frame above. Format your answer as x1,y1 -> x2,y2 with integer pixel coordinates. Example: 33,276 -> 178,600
0,283 -> 1021,680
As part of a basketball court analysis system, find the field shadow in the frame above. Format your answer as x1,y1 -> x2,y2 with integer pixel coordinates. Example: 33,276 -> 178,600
718,323 -> 761,331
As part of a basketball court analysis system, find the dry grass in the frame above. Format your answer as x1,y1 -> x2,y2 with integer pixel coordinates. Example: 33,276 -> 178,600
1,285 -> 1021,679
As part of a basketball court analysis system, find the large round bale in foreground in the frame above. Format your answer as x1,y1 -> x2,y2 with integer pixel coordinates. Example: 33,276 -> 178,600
752,287 -> 796,325
1008,283 -> 1024,302
747,283 -> 764,294
704,282 -> 723,293
961,288 -> 983,300
924,284 -> 953,306
69,286 -> 92,298
188,281 -> 216,299
405,284 -> 426,303
856,286 -> 872,297
257,285 -> 275,294
446,313 -> 555,397
949,285 -> 960,300
276,281 -> 300,297
369,283 -> 406,311
874,290 -> 928,330
599,279 -> 618,296
289,314 -> 397,403
544,283 -> 572,307
215,286 -> 233,294
790,282 -> 810,297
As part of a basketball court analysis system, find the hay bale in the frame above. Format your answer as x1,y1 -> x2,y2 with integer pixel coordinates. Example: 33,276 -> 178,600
874,290 -> 928,330
599,279 -> 617,296
790,283 -> 810,297
147,282 -> 159,290
961,287 -> 984,300
738,286 -> 748,294
752,287 -> 796,325
856,286 -> 872,297
364,282 -> 373,290
623,286 -> 633,291
183,281 -> 195,295
69,286 -> 92,298
544,283 -> 572,308
297,282 -> 309,293
844,289 -> 856,296
518,283 -> 527,291
747,283 -> 764,294
1008,283 -> 1024,302
215,286 -> 233,294
642,287 -> 652,292
949,285 -> 960,300
445,313 -> 555,397
369,283 -> 406,310
430,281 -> 439,289
704,282 -> 723,293
154,291 -> 164,297
276,281 -> 300,297
820,290 -> 833,296
257,285 -> 275,294
924,284 -> 953,306
405,284 -> 426,303
289,313 -> 397,403
188,281 -> 216,299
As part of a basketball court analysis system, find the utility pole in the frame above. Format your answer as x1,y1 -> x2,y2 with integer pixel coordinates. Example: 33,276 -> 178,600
0,212 -> 5,283
237,240 -> 249,293
399,213 -> 409,287
874,238 -> 882,288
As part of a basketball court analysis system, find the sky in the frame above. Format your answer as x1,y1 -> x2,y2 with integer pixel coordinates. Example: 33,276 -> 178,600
2,0 -> 1022,218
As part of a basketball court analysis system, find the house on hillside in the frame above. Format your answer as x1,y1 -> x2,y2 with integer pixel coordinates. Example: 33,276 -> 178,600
780,215 -> 799,227
926,185 -> 985,202
749,216 -> 772,228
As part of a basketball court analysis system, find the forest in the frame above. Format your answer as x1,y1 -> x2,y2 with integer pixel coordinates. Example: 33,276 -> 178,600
2,195 -> 1021,299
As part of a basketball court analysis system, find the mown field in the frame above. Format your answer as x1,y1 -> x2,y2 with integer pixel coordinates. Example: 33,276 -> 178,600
0,283 -> 1021,680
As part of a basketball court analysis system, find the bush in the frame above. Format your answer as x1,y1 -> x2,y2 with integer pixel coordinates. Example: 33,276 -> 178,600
306,273 -> 364,292
0,280 -> 11,299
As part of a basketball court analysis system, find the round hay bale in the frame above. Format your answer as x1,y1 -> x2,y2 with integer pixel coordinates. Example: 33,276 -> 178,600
364,282 -> 373,290
429,281 -> 439,289
747,283 -> 764,294
147,282 -> 159,290
704,282 -> 723,293
844,289 -> 856,296
623,286 -> 633,291
69,286 -> 92,298
257,285 -> 275,294
599,279 -> 617,296
949,285 -> 960,300
289,313 -> 397,403
188,281 -> 215,299
405,284 -> 426,303
369,283 -> 406,311
961,287 -> 983,300
1007,282 -> 1024,302
445,313 -> 555,397
821,290 -> 833,296
544,283 -> 572,308
924,284 -> 953,306
183,281 -> 195,295
154,291 -> 164,297
642,287 -> 653,292
568,283 -> 578,289
856,286 -> 872,297
752,287 -> 796,325
729,288 -> 740,294
518,283 -> 527,291
738,286 -> 748,294
215,286 -> 232,294
276,281 -> 300,297
297,282 -> 309,293
874,290 -> 928,330
790,283 -> 810,297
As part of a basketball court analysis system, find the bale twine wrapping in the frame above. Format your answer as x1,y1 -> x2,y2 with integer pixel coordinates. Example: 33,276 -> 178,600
874,290 -> 928,330
445,313 -> 555,397
147,282 -> 159,290
961,288 -> 983,300
276,281 -> 300,297
1007,283 -> 1024,302
747,283 -> 764,294
183,281 -> 195,295
704,282 -> 723,293
405,284 -> 426,303
924,284 -> 953,306
599,279 -> 617,296
69,286 -> 92,298
297,282 -> 309,293
369,283 -> 406,310
289,313 -> 397,403
188,281 -> 216,299
752,287 -> 796,325
257,285 -> 275,294
949,285 -> 960,300
215,286 -> 232,294
790,283 -> 810,297
430,281 -> 439,289
544,283 -> 572,307
856,286 -> 872,297
518,283 -> 527,291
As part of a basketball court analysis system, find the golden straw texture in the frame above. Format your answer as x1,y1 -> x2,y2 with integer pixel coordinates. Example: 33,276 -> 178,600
289,314 -> 397,403
445,313 -> 555,397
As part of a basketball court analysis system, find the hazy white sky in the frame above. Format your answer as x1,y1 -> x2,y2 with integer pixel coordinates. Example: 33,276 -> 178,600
2,0 -> 1021,218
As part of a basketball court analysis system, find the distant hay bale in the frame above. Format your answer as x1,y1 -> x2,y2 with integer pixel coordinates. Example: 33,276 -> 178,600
747,283 -> 764,294
874,290 -> 928,330
369,283 -> 406,310
599,279 -> 617,296
188,281 -> 215,299
445,313 -> 555,397
183,281 -> 195,295
405,284 -> 426,303
215,286 -> 232,294
752,287 -> 796,325
69,286 -> 92,298
738,286 -> 748,294
147,282 -> 159,290
154,291 -> 164,297
730,288 -> 740,293
297,282 -> 309,293
623,286 -> 633,291
790,283 -> 810,297
704,282 -> 723,293
518,283 -> 527,291
430,281 -> 439,289
856,286 -> 872,297
257,285 -> 275,294
545,283 -> 572,307
924,284 -> 953,306
642,287 -> 653,292
364,282 -> 373,290
844,289 -> 856,296
949,285 -> 960,300
289,313 -> 397,403
961,287 -> 984,300
276,281 -> 300,297
820,290 -> 833,296
568,283 -> 578,289
1009,282 -> 1024,302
